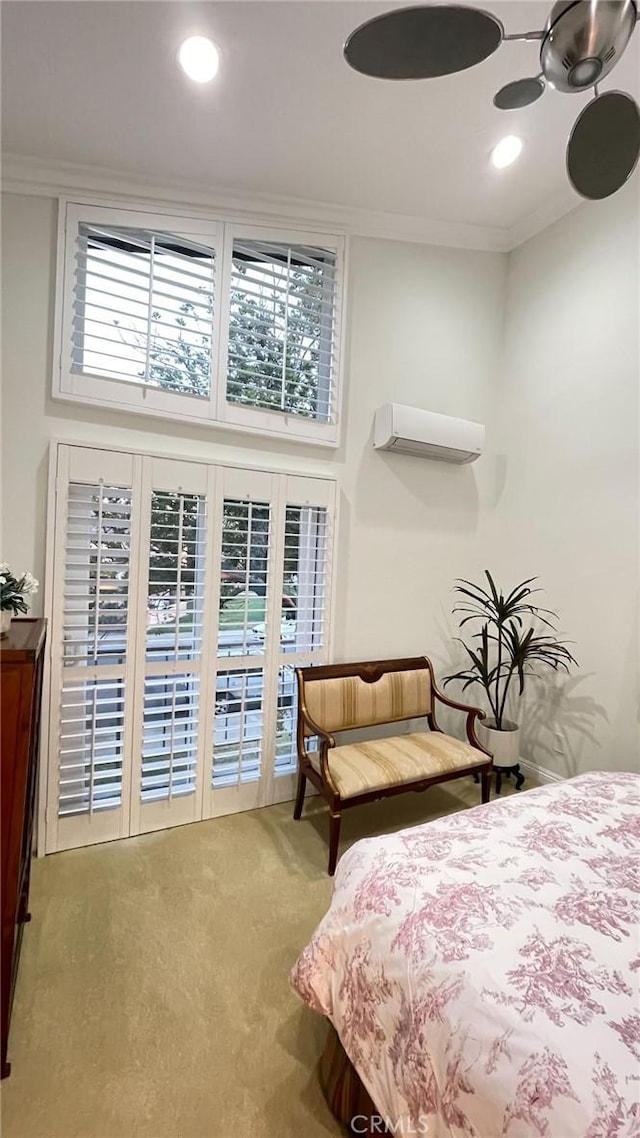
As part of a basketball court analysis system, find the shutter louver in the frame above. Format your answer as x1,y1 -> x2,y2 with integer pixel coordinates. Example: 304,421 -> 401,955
227,239 -> 338,422
74,223 -> 215,398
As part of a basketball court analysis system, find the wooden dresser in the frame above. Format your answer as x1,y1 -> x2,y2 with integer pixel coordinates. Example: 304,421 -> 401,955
1,618 -> 47,1078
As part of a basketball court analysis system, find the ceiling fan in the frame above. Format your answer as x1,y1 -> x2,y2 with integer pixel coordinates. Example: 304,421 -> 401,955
344,0 -> 640,200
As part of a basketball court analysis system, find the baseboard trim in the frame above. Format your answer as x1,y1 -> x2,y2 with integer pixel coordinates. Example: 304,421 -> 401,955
518,757 -> 565,785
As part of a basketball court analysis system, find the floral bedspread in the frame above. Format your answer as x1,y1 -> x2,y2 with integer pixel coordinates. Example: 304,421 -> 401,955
290,772 -> 640,1138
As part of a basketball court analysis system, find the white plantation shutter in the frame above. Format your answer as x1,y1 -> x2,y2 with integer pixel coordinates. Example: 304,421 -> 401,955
207,468 -> 277,818
271,502 -> 330,777
226,236 -> 339,422
58,204 -> 222,422
130,460 -> 213,835
211,494 -> 271,799
268,475 -> 334,801
46,448 -> 141,852
74,223 -> 216,396
45,446 -> 335,850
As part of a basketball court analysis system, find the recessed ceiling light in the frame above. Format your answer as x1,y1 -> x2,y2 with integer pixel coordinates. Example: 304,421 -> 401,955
491,135 -> 523,169
178,36 -> 220,83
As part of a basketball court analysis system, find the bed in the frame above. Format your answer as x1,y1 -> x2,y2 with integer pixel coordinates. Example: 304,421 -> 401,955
290,772 -> 640,1138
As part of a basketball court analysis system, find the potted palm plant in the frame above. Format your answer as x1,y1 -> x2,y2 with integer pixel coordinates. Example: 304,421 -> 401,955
444,571 -> 576,769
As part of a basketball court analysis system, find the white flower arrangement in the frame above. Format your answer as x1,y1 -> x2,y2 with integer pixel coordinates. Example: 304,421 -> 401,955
0,564 -> 39,615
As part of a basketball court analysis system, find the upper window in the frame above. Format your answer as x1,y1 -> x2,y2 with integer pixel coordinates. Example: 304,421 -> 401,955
55,201 -> 345,446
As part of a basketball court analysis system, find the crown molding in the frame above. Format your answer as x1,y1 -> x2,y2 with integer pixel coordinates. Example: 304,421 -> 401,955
1,152 -> 579,253
1,153 -> 509,251
507,183 -> 581,249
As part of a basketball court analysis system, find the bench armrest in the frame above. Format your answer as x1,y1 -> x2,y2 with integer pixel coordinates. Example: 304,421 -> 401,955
317,737 -> 340,797
297,706 -> 340,797
432,680 -> 491,756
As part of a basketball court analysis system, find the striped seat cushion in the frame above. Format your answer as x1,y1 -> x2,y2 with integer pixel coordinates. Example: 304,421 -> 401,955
310,732 -> 487,799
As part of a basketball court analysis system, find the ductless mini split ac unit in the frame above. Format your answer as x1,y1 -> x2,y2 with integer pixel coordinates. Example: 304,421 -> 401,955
373,403 -> 485,464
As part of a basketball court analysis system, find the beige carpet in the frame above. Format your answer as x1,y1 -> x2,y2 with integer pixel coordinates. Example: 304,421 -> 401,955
2,777 -> 525,1138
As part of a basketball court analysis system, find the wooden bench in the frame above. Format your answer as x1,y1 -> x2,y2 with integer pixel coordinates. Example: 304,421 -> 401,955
294,656 -> 492,874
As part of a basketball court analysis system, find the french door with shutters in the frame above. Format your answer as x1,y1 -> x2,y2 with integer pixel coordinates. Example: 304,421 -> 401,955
44,444 -> 335,853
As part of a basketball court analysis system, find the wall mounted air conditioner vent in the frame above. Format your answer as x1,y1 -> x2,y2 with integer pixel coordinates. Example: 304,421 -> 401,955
374,403 -> 484,464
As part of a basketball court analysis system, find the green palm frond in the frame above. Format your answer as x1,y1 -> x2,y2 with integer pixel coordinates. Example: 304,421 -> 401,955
446,571 -> 576,728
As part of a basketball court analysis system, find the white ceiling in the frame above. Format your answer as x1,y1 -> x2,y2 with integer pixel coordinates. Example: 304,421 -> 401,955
2,1 -> 639,244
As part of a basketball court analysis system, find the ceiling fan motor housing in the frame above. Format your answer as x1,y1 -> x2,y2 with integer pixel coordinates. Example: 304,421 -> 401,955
541,0 -> 637,92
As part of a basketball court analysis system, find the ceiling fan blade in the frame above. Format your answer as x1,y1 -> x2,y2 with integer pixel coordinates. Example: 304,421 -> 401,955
567,91 -> 640,200
493,76 -> 545,110
344,5 -> 504,80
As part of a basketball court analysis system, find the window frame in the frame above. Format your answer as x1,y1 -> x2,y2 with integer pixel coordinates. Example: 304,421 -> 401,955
53,198 -> 346,448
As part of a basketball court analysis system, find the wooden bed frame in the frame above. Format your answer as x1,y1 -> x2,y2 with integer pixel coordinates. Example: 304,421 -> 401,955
319,1020 -> 386,1134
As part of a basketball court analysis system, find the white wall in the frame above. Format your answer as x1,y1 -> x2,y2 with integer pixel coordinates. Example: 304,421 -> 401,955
0,191 -> 505,675
2,187 -> 638,777
489,179 -> 640,776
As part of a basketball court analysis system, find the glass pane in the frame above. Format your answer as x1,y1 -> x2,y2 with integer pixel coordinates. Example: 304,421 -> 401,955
213,668 -> 263,788
146,491 -> 206,662
226,239 -> 335,421
218,498 -> 270,657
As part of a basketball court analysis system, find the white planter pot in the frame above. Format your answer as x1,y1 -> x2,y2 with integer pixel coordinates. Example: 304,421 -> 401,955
476,718 -> 520,767
0,610 -> 12,638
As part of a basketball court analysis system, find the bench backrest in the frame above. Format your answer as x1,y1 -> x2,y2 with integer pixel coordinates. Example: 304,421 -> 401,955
297,657 -> 433,737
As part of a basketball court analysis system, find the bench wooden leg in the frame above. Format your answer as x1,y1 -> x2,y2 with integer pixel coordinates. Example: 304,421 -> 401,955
328,810 -> 342,876
481,769 -> 491,805
293,767 -> 307,820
